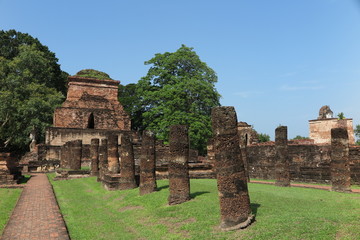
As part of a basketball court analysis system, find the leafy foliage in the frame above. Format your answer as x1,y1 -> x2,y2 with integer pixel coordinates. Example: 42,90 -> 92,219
0,29 -> 68,94
355,124 -> 360,145
258,133 -> 271,142
337,112 -> 345,120
137,45 -> 221,154
291,135 -> 309,140
75,69 -> 112,80
0,30 -> 66,151
118,83 -> 145,131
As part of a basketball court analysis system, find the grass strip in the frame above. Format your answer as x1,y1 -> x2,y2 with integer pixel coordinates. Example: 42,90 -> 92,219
0,188 -> 22,235
49,174 -> 360,240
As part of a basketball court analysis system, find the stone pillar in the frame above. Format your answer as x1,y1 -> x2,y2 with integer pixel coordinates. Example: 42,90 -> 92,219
168,125 -> 190,205
64,140 -> 82,170
239,138 -> 250,182
107,134 -> 119,174
90,138 -> 100,176
211,106 -> 253,231
331,128 -> 351,192
275,126 -> 290,187
119,134 -> 137,190
139,130 -> 157,195
70,140 -> 82,170
98,139 -> 108,182
60,142 -> 70,169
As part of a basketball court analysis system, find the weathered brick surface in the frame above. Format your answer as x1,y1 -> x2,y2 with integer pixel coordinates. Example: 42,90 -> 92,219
331,128 -> 351,192
0,153 -> 19,185
60,140 -> 82,170
107,134 -> 119,174
275,126 -> 290,187
211,106 -> 253,231
309,118 -> 355,145
119,134 -> 137,190
97,139 -> 108,182
1,174 -> 70,240
90,138 -> 100,176
139,130 -> 157,195
168,125 -> 190,205
53,76 -> 130,130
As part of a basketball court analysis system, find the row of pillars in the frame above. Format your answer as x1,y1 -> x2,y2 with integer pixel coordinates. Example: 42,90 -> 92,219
85,129 -> 190,204
273,125 -> 351,192
60,107 -> 254,231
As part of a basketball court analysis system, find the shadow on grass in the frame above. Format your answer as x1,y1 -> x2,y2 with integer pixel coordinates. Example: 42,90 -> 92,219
251,203 -> 261,216
18,175 -> 31,184
190,191 -> 211,199
157,185 -> 169,191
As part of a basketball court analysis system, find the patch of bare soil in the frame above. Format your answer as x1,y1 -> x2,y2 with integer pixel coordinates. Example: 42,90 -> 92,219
158,217 -> 197,239
118,206 -> 144,212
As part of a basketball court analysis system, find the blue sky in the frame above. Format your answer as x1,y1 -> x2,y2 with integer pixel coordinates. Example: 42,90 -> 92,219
1,0 -> 360,139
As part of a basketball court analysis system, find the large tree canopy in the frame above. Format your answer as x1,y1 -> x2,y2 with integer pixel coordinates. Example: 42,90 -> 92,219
0,30 -> 66,151
0,29 -> 68,93
137,45 -> 221,154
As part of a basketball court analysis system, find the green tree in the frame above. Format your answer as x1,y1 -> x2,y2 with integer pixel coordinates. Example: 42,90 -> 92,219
0,32 -> 66,152
118,83 -> 145,131
355,124 -> 360,145
291,135 -> 309,140
137,45 -> 221,154
337,112 -> 345,120
0,29 -> 68,94
258,133 -> 271,142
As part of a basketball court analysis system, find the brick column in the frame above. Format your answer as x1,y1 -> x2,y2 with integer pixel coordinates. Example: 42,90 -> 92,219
211,106 -> 253,231
139,130 -> 157,195
97,139 -> 108,182
119,134 -> 137,190
60,142 -> 70,169
107,135 -> 119,174
61,141 -> 80,169
331,128 -> 351,192
275,126 -> 290,187
90,138 -> 100,176
240,138 -> 250,182
168,125 -> 190,205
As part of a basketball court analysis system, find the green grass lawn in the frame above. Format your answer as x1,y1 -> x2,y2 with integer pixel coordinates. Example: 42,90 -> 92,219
0,188 -> 22,235
49,174 -> 360,240
251,178 -> 360,190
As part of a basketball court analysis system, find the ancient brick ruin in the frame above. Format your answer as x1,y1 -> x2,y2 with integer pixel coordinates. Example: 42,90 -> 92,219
211,106 -> 253,231
53,76 -> 130,130
107,134 -> 120,174
243,106 -> 360,186
139,130 -> 157,195
274,126 -> 290,187
309,105 -> 355,145
330,128 -> 351,192
60,140 -> 82,170
168,125 -> 190,205
44,75 -> 130,168
0,153 -> 21,185
119,134 -> 137,190
90,139 -> 100,176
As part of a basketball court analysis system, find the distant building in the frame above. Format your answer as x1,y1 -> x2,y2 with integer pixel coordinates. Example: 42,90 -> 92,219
309,106 -> 355,145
